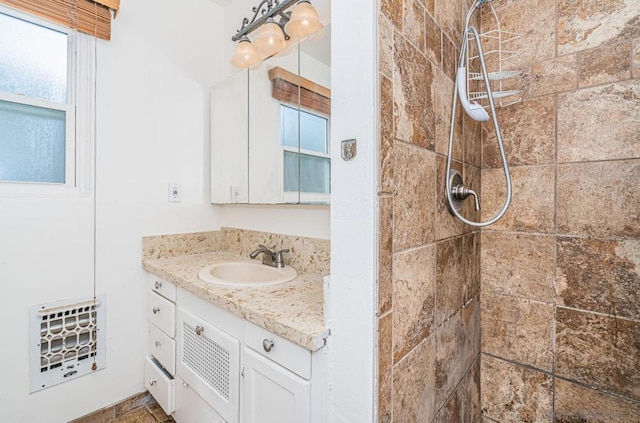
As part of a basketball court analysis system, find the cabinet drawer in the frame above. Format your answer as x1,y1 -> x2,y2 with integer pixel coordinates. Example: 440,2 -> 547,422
145,357 -> 175,415
147,291 -> 175,337
148,277 -> 176,302
245,322 -> 311,380
149,324 -> 176,375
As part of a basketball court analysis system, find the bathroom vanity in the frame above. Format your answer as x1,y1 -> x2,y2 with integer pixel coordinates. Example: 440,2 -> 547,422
142,245 -> 329,423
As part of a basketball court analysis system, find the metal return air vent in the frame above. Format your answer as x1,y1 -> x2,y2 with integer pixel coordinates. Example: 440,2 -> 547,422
183,322 -> 231,401
29,295 -> 106,392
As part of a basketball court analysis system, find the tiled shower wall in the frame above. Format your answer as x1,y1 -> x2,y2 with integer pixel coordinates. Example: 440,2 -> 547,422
479,0 -> 640,421
377,1 -> 483,421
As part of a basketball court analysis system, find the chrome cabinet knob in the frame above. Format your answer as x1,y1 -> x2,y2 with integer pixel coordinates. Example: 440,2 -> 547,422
154,281 -> 162,289
149,377 -> 157,386
263,339 -> 274,352
152,307 -> 160,314
195,325 -> 204,336
155,340 -> 161,348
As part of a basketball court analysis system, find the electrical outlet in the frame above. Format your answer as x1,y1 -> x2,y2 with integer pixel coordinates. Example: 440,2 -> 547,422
168,183 -> 182,202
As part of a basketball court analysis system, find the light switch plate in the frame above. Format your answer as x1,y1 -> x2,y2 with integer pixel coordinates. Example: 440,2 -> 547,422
168,183 -> 182,202
341,139 -> 356,160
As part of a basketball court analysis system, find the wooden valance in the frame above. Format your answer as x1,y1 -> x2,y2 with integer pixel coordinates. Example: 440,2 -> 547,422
268,67 -> 331,116
0,0 -> 120,40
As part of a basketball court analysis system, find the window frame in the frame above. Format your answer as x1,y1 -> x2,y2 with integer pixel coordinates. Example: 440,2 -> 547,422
280,104 -> 331,204
0,5 -> 94,197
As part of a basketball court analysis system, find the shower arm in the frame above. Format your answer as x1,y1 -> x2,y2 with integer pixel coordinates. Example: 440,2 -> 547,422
445,25 -> 512,227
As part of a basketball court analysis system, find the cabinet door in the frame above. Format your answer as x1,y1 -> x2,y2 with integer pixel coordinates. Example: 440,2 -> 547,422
243,347 -> 310,423
176,308 -> 240,423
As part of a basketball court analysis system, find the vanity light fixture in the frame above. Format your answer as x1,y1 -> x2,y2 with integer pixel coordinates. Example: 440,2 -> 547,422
231,0 -> 323,69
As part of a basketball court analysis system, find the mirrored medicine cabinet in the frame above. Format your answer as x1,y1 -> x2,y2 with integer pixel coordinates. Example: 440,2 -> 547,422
211,26 -> 331,205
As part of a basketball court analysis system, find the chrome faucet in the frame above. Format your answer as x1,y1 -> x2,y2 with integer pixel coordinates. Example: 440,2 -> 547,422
249,245 -> 290,268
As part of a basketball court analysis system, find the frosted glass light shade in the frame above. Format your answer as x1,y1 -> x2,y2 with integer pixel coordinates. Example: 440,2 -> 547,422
231,36 -> 260,68
253,18 -> 286,58
284,1 -> 323,39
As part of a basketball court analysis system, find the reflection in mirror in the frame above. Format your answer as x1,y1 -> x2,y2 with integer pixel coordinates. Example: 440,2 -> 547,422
248,27 -> 331,204
210,22 -> 330,205
296,27 -> 331,204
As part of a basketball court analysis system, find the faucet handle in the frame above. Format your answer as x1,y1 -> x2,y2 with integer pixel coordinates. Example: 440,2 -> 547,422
258,244 -> 273,254
274,249 -> 290,268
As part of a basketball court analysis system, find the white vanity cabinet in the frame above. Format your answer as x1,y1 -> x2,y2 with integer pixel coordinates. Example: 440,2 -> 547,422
144,277 -> 327,423
145,277 -> 177,415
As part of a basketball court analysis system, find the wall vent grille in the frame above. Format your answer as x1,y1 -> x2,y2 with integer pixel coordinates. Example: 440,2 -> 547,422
183,322 -> 230,401
29,295 -> 106,392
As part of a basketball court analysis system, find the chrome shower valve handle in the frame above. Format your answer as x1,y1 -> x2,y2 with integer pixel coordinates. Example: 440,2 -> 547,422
451,184 -> 480,211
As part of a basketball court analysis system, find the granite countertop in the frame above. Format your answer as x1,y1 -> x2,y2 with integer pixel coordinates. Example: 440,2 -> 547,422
143,251 -> 329,352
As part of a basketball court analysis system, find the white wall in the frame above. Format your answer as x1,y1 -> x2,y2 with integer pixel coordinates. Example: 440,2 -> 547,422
0,1 -> 225,421
328,0 -> 377,421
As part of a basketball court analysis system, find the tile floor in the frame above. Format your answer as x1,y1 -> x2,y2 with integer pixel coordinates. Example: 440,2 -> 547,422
70,392 -> 175,423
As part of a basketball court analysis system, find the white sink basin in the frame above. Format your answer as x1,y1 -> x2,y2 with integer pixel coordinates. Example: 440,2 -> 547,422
198,261 -> 297,286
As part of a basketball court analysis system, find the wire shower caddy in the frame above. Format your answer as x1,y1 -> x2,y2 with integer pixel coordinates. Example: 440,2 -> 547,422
465,3 -> 524,108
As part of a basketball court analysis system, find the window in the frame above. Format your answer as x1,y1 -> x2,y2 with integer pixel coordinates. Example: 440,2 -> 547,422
281,105 -> 330,202
0,6 -> 93,195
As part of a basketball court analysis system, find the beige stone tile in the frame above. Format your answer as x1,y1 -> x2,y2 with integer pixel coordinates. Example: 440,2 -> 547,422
481,231 -> 555,303
481,0 -> 555,68
558,0 -> 640,55
482,165 -> 555,233
578,40 -> 633,87
70,408 -> 115,423
480,355 -> 553,422
556,307 -> 640,401
145,403 -> 174,422
378,16 -> 394,78
557,160 -> 640,239
633,37 -> 640,77
435,0 -> 462,46
392,143 -> 436,251
557,237 -> 640,321
435,157 -> 466,241
462,232 -> 481,303
114,392 -> 152,418
380,75 -> 393,194
422,0 -> 435,17
434,68 -> 462,160
434,357 -> 480,423
481,292 -> 554,371
378,195 -> 393,315
378,313 -> 393,423
404,0 -> 426,53
113,407 -> 156,423
435,299 -> 480,410
463,113 -> 482,170
483,95 -> 555,168
381,0 -> 403,30
435,306 -> 464,408
436,236 -> 465,324
461,299 -> 480,374
441,33 -> 457,81
425,11 -> 442,65
392,244 -> 436,362
394,36 -> 436,149
392,335 -> 437,423
557,80 -> 640,163
531,55 -> 577,97
554,378 -> 640,423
